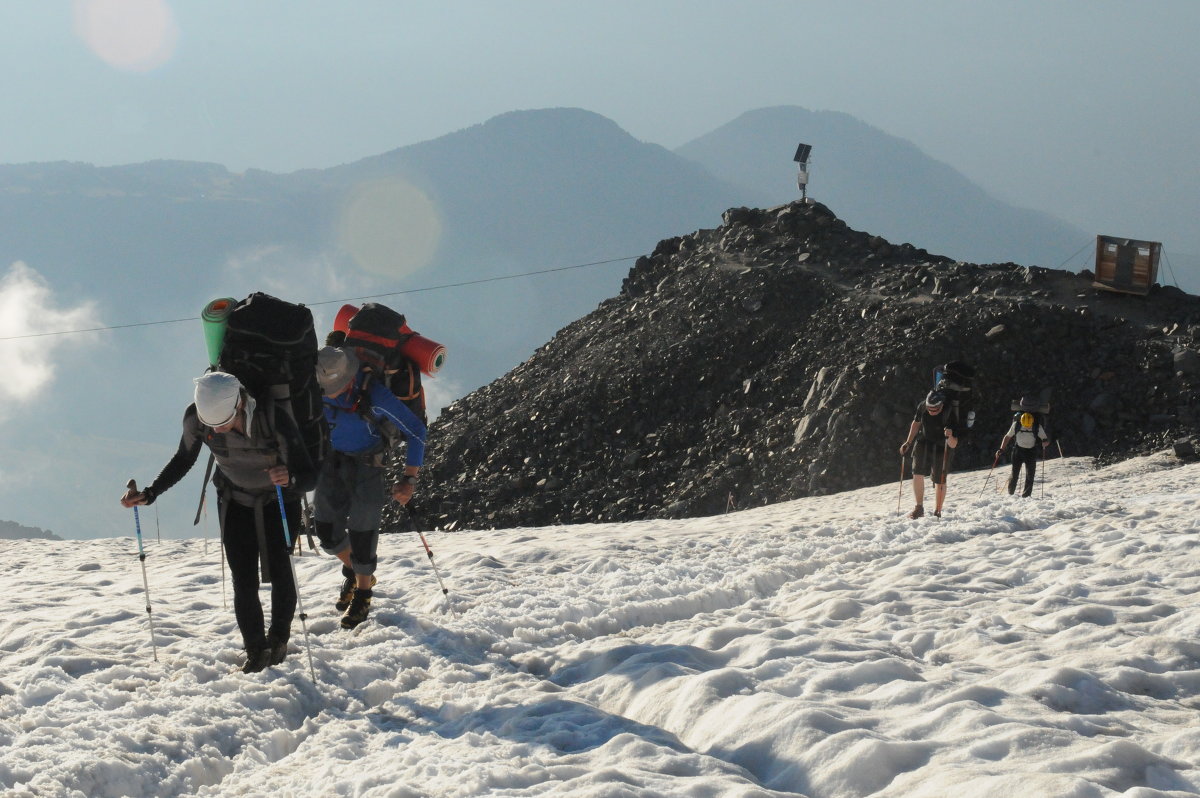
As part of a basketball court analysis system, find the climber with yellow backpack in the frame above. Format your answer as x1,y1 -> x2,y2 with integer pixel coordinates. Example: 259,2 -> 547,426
997,396 -> 1051,498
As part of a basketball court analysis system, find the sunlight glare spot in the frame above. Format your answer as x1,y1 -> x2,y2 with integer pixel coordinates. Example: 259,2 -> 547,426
338,180 -> 442,279
73,0 -> 179,73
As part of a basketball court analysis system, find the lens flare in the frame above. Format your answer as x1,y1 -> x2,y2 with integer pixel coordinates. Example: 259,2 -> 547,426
338,179 -> 442,279
73,0 -> 179,72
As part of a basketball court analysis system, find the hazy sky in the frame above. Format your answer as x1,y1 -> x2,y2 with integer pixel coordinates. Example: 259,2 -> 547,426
2,0 -> 1198,253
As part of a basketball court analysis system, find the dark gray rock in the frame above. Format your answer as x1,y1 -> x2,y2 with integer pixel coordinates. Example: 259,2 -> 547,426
387,200 -> 1200,532
1174,349 -> 1200,377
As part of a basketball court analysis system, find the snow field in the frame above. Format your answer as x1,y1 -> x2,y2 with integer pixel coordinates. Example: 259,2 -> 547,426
1,454 -> 1198,796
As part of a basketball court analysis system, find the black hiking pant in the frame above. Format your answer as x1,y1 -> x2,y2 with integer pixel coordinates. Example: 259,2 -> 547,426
1008,446 -> 1038,497
221,496 -> 299,650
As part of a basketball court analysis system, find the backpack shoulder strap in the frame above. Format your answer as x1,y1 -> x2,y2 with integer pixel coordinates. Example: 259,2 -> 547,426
351,372 -> 376,416
192,451 -> 216,526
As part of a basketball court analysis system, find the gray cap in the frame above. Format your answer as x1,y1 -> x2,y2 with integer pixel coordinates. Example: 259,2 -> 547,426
316,346 -> 359,396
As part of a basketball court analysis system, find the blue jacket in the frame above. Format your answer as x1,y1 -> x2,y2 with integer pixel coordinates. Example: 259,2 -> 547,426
323,371 -> 426,466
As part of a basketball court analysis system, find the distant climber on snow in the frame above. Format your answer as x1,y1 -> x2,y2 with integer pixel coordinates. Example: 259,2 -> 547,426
900,390 -> 958,519
998,398 -> 1050,497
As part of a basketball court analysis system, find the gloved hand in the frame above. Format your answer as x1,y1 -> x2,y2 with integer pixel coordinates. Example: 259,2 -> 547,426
120,484 -> 156,507
391,480 -> 415,505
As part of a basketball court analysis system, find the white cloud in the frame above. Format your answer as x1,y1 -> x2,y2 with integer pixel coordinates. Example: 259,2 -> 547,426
0,262 -> 102,407
218,243 -> 391,337
422,374 -> 464,422
221,244 -> 367,305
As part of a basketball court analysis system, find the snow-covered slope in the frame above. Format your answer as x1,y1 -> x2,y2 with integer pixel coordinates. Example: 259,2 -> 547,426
3,455 -> 1198,797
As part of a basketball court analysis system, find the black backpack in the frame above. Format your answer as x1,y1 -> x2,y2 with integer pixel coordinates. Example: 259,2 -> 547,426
933,361 -> 975,435
343,302 -> 427,424
218,292 -> 327,469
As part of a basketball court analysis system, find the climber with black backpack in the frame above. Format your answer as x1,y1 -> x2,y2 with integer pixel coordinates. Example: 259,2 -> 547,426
899,389 -> 959,519
121,292 -> 325,674
119,371 -> 318,673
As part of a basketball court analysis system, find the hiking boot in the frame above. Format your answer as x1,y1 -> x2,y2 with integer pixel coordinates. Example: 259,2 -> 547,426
336,573 -> 377,611
933,509 -> 942,518
908,505 -> 924,520
340,588 -> 373,630
266,632 -> 289,666
242,646 -> 271,674
335,572 -> 355,611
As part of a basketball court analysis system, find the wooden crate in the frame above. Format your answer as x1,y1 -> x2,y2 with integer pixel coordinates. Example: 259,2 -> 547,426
1093,235 -> 1160,295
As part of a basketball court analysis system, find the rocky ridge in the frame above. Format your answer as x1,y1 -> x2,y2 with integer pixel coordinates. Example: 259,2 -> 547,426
389,200 -> 1200,532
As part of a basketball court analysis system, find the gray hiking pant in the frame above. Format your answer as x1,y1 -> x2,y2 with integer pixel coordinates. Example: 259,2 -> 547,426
313,451 -> 386,575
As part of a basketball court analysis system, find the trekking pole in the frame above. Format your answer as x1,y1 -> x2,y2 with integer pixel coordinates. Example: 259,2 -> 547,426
300,494 -> 318,555
275,485 -> 317,683
1056,441 -> 1075,491
979,451 -> 1001,497
126,479 -> 159,662
407,506 -> 457,617
1032,444 -> 1041,494
154,503 -> 162,543
896,455 -> 906,514
937,443 -> 952,515
201,492 -> 227,608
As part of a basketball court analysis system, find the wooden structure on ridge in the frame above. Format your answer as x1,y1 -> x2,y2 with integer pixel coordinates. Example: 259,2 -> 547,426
1093,235 -> 1161,295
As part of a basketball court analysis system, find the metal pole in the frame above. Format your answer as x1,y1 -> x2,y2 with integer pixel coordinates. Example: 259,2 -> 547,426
979,450 -> 1001,497
202,492 -> 226,609
1056,440 -> 1075,491
276,486 -> 317,683
407,507 -> 456,616
201,491 -> 209,557
1039,446 -> 1046,499
936,442 -> 952,516
126,479 -> 158,662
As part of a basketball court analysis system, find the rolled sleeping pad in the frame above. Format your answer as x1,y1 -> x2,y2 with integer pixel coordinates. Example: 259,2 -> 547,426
333,303 -> 446,375
1011,398 -> 1052,413
400,332 -> 446,375
201,297 -> 237,367
333,303 -> 358,334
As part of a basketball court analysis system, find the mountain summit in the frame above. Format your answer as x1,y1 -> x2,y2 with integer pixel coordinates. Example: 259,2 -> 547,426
676,106 -> 1089,268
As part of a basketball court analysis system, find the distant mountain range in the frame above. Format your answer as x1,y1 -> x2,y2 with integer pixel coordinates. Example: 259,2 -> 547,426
1,106 -> 1100,393
0,105 -> 1150,539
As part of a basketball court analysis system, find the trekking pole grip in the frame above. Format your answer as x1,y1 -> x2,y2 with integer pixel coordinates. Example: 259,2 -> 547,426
127,480 -> 146,558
